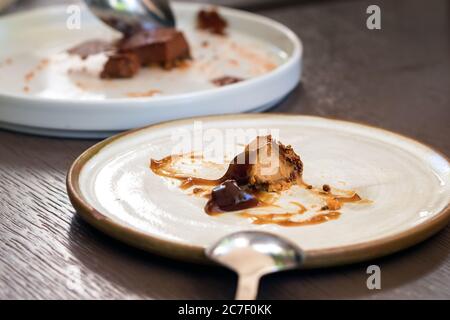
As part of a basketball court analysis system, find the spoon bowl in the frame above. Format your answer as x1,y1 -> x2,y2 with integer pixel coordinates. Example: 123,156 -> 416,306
84,0 -> 175,34
206,231 -> 303,300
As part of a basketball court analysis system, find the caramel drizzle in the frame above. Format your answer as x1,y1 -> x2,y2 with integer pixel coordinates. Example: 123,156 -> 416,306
290,201 -> 307,214
326,193 -> 362,210
150,154 -> 223,189
240,211 -> 341,227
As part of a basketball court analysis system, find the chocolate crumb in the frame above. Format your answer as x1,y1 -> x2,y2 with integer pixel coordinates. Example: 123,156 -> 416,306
101,53 -> 141,79
197,8 -> 228,35
211,76 -> 243,87
193,188 -> 204,194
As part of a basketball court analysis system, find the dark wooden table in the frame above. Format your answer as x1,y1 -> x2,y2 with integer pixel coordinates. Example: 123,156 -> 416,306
1,0 -> 449,299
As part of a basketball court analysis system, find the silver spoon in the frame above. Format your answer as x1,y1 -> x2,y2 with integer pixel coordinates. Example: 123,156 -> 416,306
84,0 -> 175,35
206,231 -> 304,300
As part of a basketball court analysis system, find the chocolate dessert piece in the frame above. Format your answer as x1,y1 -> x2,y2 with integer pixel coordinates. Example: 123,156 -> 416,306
100,53 -> 141,79
206,180 -> 259,213
118,28 -> 191,67
68,27 -> 191,79
68,40 -> 115,59
222,135 -> 303,192
197,8 -> 228,35
211,76 -> 243,87
150,136 -> 303,193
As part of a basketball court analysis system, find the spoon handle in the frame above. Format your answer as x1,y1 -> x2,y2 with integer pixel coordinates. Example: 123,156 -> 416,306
235,273 -> 261,300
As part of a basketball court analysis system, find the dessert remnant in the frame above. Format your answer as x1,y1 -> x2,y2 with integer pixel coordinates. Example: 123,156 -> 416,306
150,135 -> 303,192
211,76 -> 243,87
100,53 -> 141,79
202,136 -> 304,214
68,28 -> 191,79
118,28 -> 191,67
221,136 -> 303,192
150,135 -> 366,226
197,8 -> 228,35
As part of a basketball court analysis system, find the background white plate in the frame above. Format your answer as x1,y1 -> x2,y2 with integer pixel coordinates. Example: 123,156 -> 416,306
0,3 -> 301,137
68,115 -> 450,267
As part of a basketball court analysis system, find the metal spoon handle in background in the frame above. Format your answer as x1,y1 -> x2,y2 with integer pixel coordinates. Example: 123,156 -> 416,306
84,0 -> 175,35
206,231 -> 304,300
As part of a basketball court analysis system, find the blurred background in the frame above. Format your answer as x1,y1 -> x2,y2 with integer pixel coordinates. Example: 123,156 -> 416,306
1,0 -> 301,12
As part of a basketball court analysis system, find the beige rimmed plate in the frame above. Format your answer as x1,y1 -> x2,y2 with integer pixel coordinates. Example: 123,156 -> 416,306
67,114 -> 450,268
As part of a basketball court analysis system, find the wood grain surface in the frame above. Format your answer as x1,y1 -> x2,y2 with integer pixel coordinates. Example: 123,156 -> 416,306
0,0 -> 449,299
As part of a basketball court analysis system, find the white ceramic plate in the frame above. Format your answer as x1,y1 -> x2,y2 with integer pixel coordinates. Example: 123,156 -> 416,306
67,114 -> 450,268
0,3 -> 301,138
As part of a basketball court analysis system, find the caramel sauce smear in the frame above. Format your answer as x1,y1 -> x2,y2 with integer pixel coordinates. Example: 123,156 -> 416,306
240,211 -> 341,227
150,154 -> 221,189
150,152 -> 368,227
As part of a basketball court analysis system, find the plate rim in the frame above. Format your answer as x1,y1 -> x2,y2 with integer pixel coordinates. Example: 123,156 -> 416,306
66,113 -> 450,268
0,2 -> 302,104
